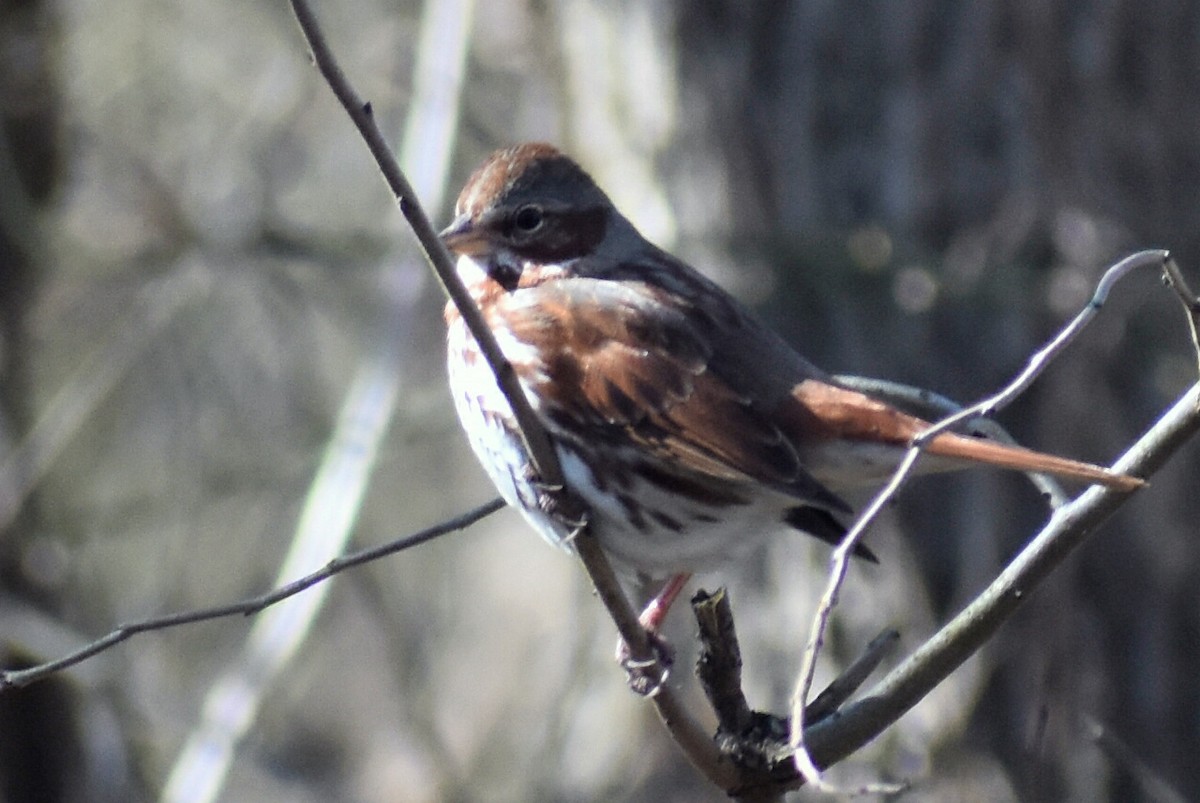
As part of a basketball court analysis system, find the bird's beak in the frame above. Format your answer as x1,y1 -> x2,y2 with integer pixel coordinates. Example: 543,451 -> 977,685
439,214 -> 489,257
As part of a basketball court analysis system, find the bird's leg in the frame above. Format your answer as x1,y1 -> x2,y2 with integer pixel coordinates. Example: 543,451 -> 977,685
638,572 -> 693,633
618,572 -> 692,696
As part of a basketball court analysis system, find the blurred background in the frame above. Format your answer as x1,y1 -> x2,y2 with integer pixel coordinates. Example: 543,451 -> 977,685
1,1 -> 1197,800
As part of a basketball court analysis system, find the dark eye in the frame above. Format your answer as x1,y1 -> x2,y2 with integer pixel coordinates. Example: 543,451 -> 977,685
512,205 -> 544,233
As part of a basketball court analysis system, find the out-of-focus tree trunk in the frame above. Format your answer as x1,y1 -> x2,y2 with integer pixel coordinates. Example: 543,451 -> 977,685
0,2 -> 96,802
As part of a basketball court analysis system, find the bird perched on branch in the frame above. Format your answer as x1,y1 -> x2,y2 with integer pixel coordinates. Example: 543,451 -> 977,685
441,142 -> 1141,636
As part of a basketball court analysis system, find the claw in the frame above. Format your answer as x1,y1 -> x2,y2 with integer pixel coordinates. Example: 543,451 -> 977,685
614,573 -> 694,696
617,630 -> 674,697
527,469 -> 588,533
560,514 -> 590,544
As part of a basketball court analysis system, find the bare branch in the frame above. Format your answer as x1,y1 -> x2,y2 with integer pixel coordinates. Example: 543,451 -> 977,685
693,588 -> 753,733
913,249 -> 1170,437
804,629 -> 899,725
789,249 -> 1172,788
287,0 -> 560,490
801,379 -> 1200,776
0,498 -> 504,690
286,0 -> 698,777
787,434 -> 923,790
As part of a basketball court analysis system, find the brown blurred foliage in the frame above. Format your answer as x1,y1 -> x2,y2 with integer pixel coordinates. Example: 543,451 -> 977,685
0,1 -> 1196,801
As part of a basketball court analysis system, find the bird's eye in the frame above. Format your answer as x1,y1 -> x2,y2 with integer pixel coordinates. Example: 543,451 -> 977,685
512,205 -> 544,234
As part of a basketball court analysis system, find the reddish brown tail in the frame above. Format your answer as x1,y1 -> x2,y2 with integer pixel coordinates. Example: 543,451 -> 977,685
924,430 -> 1142,491
790,379 -> 1143,492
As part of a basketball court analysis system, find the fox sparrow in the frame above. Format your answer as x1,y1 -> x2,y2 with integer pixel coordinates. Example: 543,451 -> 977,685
441,142 -> 1140,629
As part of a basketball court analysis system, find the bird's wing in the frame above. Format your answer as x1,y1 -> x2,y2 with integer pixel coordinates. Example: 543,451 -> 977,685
495,278 -> 853,513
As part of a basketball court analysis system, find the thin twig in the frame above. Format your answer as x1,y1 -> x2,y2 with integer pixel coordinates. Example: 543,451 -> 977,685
804,629 -> 899,725
912,250 -> 1170,439
833,375 -> 1070,505
787,445 -> 916,795
287,0 -> 705,781
571,536 -> 661,677
288,0 -> 559,488
0,499 -> 504,690
788,249 -> 1169,790
800,379 -> 1200,778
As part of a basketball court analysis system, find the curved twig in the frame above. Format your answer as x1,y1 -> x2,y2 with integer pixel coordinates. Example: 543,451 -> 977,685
802,380 -> 1200,775
913,250 -> 1169,437
788,249 -> 1172,789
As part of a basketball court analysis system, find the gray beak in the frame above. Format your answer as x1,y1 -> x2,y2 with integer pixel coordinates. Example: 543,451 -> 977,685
439,214 -> 488,256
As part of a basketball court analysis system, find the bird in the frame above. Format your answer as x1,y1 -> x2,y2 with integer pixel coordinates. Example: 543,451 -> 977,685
440,142 -> 1141,635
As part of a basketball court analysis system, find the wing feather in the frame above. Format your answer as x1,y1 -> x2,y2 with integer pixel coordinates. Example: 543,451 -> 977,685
497,278 -> 851,513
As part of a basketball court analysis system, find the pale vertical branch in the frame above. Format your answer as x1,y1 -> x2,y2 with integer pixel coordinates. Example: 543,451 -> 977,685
159,362 -> 404,803
158,2 -> 475,801
556,0 -> 679,245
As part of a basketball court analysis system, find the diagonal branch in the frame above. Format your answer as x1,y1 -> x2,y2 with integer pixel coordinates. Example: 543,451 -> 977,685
285,0 -> 721,783
772,379 -> 1200,789
788,249 -> 1171,787
288,0 -> 559,490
